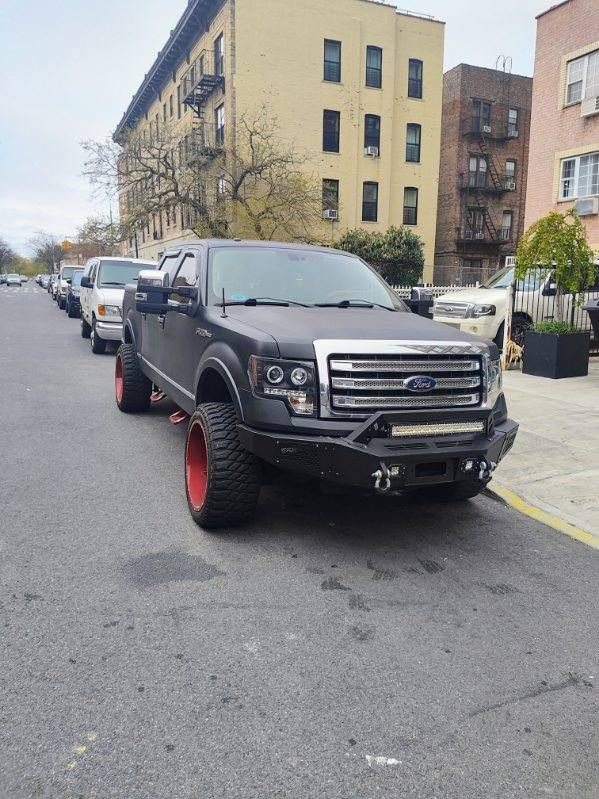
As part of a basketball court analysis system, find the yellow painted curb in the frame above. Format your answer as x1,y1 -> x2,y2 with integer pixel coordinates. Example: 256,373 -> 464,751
490,483 -> 599,552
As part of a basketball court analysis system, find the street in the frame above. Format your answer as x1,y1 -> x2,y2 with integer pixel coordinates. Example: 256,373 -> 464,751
1,286 -> 598,799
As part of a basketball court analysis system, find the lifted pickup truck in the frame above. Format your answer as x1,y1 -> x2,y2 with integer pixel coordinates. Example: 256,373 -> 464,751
117,240 -> 518,529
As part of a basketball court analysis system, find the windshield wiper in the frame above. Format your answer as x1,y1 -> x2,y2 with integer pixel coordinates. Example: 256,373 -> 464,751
314,299 -> 395,311
221,297 -> 310,308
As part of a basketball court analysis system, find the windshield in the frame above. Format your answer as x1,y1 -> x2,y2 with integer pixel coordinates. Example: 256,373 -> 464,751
208,247 -> 405,309
7,274 -> 19,280
71,271 -> 83,286
481,266 -> 551,292
98,261 -> 144,287
61,267 -> 76,280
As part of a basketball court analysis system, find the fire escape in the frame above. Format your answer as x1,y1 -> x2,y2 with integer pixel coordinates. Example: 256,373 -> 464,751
180,47 -> 225,160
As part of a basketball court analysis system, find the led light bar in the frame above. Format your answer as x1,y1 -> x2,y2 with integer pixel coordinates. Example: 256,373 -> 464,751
390,421 -> 486,438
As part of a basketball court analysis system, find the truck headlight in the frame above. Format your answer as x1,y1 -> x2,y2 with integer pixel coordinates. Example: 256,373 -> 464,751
97,304 -> 122,318
248,356 -> 316,416
472,304 -> 496,317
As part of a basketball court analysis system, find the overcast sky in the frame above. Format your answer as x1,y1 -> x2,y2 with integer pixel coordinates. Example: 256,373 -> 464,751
1,0 -> 550,255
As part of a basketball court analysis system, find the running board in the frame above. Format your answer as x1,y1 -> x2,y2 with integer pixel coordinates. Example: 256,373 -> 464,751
169,409 -> 190,425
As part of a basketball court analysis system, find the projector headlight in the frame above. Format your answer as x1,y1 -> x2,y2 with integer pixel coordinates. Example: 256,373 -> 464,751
472,304 -> 496,317
248,356 -> 316,416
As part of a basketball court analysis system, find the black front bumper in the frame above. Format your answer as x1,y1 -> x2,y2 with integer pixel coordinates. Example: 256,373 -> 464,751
238,409 -> 518,490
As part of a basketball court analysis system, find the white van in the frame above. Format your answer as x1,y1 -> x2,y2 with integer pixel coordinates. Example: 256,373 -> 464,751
80,257 -> 155,353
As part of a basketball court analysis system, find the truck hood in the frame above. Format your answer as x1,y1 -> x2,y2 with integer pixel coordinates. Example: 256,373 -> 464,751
226,306 -> 490,360
435,287 -> 507,306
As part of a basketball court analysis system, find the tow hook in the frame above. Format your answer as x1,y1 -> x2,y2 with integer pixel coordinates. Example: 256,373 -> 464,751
372,463 -> 391,493
478,459 -> 497,481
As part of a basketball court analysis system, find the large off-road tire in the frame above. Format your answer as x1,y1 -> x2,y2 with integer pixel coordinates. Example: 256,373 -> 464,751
90,319 -> 106,354
512,314 -> 531,347
67,301 -> 78,318
185,402 -> 262,529
81,316 -> 91,338
419,479 -> 485,502
115,343 -> 151,412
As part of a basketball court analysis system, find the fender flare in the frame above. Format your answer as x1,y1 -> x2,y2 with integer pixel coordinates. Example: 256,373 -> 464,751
123,319 -> 136,348
195,355 -> 245,421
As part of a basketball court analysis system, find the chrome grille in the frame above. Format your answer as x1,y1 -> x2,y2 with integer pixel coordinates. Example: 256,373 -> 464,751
434,302 -> 470,319
328,353 -> 482,414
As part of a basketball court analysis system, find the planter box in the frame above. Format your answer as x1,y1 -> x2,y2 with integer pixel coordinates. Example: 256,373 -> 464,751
522,330 -> 589,379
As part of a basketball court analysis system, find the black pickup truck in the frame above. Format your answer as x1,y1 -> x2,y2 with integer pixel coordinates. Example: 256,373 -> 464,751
117,240 -> 518,528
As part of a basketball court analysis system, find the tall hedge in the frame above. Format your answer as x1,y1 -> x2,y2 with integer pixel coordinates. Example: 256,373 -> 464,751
336,226 -> 424,285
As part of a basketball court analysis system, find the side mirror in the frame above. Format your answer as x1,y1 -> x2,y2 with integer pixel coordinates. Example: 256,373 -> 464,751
135,269 -> 170,314
543,281 -> 557,297
80,276 -> 93,289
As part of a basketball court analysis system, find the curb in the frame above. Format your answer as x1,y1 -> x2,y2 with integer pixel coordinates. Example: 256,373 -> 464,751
489,483 -> 599,552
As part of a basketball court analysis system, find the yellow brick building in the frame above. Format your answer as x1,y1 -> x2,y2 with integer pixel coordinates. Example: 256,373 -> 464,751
114,0 -> 444,278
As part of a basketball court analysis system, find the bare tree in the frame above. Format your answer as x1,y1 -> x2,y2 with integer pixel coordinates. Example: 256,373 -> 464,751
0,237 -> 16,273
81,110 -> 322,245
75,216 -> 120,258
28,232 -> 66,273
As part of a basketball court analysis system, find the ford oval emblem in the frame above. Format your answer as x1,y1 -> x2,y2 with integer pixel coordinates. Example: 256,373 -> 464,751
404,375 -> 437,393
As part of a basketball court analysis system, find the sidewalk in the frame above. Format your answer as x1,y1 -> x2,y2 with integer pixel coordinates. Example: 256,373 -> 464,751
496,359 -> 599,541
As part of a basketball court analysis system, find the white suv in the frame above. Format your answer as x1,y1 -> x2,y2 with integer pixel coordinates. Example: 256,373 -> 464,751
80,257 -> 155,353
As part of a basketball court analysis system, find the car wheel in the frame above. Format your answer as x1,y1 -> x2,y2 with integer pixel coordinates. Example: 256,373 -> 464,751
67,301 -> 77,318
81,316 -> 91,339
493,322 -> 505,350
90,319 -> 106,354
115,344 -> 151,412
185,402 -> 262,529
512,315 -> 531,347
418,480 -> 485,502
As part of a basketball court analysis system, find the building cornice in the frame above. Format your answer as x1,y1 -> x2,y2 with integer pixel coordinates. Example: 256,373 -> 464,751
113,0 -> 225,142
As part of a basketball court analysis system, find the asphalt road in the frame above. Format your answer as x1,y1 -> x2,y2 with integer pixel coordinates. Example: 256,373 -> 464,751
1,283 -> 598,799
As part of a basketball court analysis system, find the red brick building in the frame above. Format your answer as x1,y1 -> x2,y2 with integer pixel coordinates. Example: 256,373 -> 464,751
434,64 -> 532,283
525,0 -> 599,253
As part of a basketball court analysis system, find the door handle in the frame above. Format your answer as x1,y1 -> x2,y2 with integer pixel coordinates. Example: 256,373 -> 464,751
158,314 -> 166,329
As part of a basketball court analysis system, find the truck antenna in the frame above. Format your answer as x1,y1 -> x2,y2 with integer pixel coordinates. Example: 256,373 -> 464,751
221,287 -> 227,318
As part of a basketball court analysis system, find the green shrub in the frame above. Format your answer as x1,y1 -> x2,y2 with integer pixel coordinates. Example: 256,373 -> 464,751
532,321 -> 581,335
336,226 -> 424,286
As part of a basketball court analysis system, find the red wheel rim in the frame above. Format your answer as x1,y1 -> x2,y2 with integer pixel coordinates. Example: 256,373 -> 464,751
186,420 -> 208,510
115,355 -> 124,403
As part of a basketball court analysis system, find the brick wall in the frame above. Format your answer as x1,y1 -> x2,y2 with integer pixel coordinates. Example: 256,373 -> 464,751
525,0 -> 599,250
435,64 -> 532,281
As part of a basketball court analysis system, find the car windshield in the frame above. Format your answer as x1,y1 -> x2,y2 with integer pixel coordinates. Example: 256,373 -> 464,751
481,266 -> 551,292
7,274 -> 19,280
98,261 -> 144,287
61,267 -> 76,280
208,247 -> 406,309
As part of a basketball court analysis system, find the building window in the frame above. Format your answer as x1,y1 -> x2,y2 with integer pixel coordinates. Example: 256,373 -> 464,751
163,103 -> 167,122
366,46 -> 382,88
215,104 -> 225,145
505,159 -> 516,186
217,175 -> 227,199
472,99 -> 491,132
364,114 -> 381,153
403,187 -> 418,225
466,208 -> 485,237
406,123 -> 421,162
169,94 -> 174,118
501,211 -> 513,240
566,50 -> 599,105
214,33 -> 224,76
323,110 -> 340,152
560,151 -> 599,199
408,59 -> 423,98
362,182 -> 378,222
322,178 -> 339,211
177,85 -> 182,119
463,258 -> 483,271
324,39 -> 341,82
508,108 -> 518,137
468,155 -> 487,187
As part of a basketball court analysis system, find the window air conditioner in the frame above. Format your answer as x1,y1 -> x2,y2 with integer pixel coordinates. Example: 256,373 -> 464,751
575,197 -> 599,216
482,125 -> 492,134
505,179 -> 516,190
475,231 -> 485,239
364,146 -> 380,157
581,97 -> 599,118
323,209 -> 339,221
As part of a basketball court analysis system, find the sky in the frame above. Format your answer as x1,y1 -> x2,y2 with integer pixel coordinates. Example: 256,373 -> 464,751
0,0 -> 550,256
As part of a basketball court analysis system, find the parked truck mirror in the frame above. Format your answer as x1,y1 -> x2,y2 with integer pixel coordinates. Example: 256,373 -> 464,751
80,276 -> 93,289
543,282 -> 557,296
135,269 -> 170,315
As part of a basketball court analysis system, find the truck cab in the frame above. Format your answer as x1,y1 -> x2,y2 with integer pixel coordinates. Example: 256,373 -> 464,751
116,240 -> 518,529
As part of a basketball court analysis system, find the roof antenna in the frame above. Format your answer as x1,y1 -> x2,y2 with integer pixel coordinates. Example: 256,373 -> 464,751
221,287 -> 227,318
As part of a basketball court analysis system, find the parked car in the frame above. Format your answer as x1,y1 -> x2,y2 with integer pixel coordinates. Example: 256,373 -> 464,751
65,269 -> 84,317
39,274 -> 50,289
6,273 -> 22,287
116,239 -> 518,529
433,263 -> 599,346
20,275 -> 29,283
50,274 -> 59,298
0,274 -> 7,285
55,265 -> 79,309
80,256 -> 155,353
